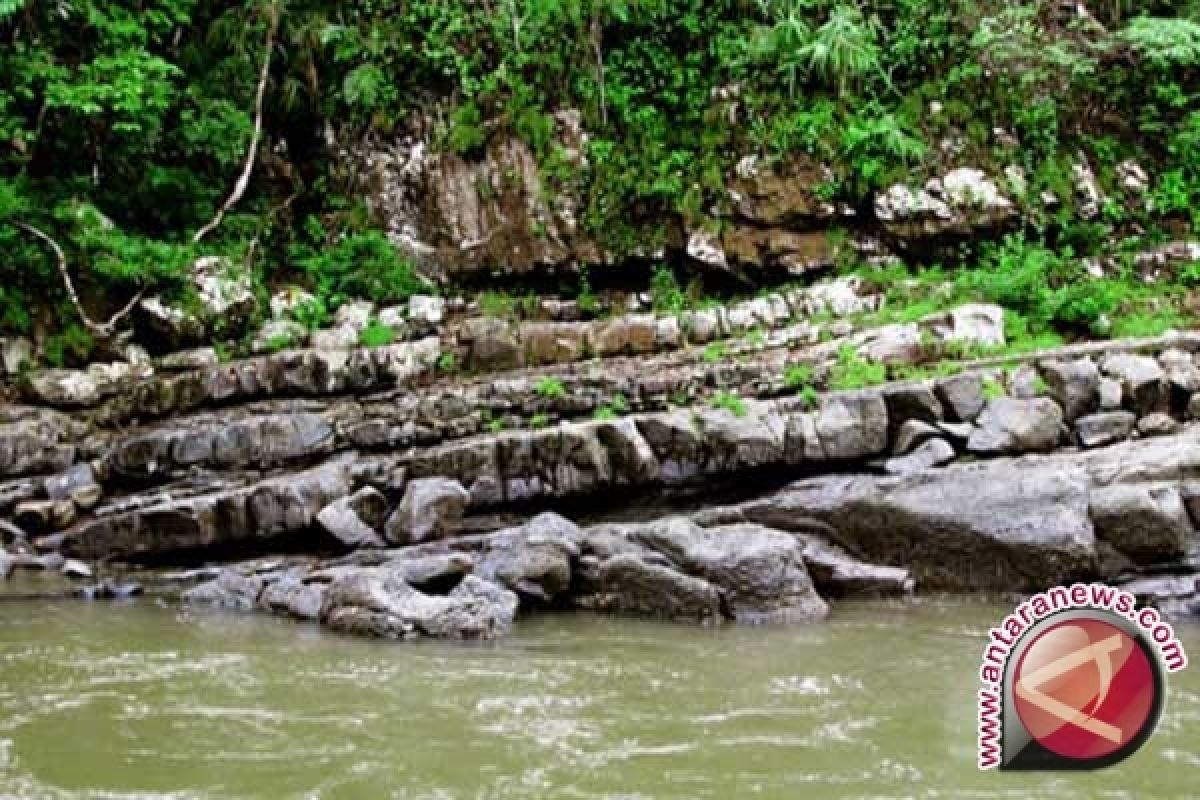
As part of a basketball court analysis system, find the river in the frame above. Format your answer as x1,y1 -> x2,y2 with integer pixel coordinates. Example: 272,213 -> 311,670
0,595 -> 1197,799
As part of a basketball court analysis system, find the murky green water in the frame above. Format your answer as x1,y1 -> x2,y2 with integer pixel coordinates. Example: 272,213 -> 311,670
0,596 -> 1197,799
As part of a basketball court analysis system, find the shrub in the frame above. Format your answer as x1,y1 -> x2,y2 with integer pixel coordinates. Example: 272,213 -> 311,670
534,376 -> 567,398
358,319 -> 396,348
829,345 -> 886,390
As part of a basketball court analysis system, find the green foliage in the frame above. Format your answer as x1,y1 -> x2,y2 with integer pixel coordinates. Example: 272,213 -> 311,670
530,412 -> 552,429
982,378 -> 1007,401
702,341 -> 728,364
1120,17 -> 1200,69
829,345 -> 886,390
709,390 -> 748,417
534,376 -> 567,399
650,265 -> 687,313
358,319 -> 396,348
783,363 -> 814,390
294,228 -> 426,305
437,351 -> 460,373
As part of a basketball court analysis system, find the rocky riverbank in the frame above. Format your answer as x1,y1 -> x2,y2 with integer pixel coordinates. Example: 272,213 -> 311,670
4,273 -> 1200,640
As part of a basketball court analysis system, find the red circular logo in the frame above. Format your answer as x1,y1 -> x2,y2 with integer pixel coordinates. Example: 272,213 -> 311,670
1012,617 -> 1159,762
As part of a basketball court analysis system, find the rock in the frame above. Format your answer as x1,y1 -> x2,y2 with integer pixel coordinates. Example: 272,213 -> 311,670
884,438 -> 956,475
385,477 -> 471,545
1090,485 -> 1192,564
936,372 -> 986,422
579,552 -> 723,623
1,337 -> 33,376
252,319 -> 308,353
1160,349 -> 1200,394
521,322 -> 589,365
1072,160 -> 1103,220
1190,393 -> 1200,420
815,392 -> 888,460
320,571 -> 518,640
61,559 -> 93,579
1138,412 -> 1178,437
140,257 -> 257,346
797,536 -> 914,597
350,110 -> 593,277
720,227 -> 837,276
64,461 -> 354,560
853,323 -> 922,364
1041,358 -> 1100,421
158,348 -> 219,371
1008,365 -> 1042,399
310,324 -> 361,351
475,512 -> 578,604
732,458 -> 1097,591
1102,353 -> 1165,414
44,463 -> 101,510
461,317 -> 521,371
1099,377 -> 1123,410
579,517 -> 828,624
269,287 -> 317,319
922,304 -> 1006,349
875,170 -> 1014,240
408,295 -> 445,330
592,315 -> 657,357
892,419 -> 944,455
1117,160 -> 1149,194
183,570 -> 266,611
317,488 -> 389,549
259,576 -> 325,620
686,229 -> 728,270
727,155 -> 834,225
967,397 -> 1064,455
1075,411 -> 1136,448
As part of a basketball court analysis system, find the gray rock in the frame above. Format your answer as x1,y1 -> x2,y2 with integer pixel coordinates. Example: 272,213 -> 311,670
1041,358 -> 1100,421
815,392 -> 888,460
922,303 -> 1006,349
1008,365 -> 1044,399
882,384 -> 943,441
44,463 -> 102,510
476,512 -> 579,604
317,488 -> 389,549
320,571 -> 517,641
892,419 -> 943,455
1,337 -> 33,376
731,458 -> 1097,591
1099,377 -> 1123,410
1102,353 -> 1165,414
1160,349 -> 1200,395
252,319 -> 308,353
1075,411 -> 1136,448
183,570 -> 265,611
461,317 -> 522,371
797,536 -> 914,597
884,438 -> 956,475
385,477 -> 471,545
968,397 -> 1064,455
578,553 -> 723,623
61,559 -> 93,579
1138,412 -> 1179,438
1090,484 -> 1192,564
936,372 -> 986,422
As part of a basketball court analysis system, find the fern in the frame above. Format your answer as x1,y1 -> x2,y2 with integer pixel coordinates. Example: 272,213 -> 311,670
1120,17 -> 1200,69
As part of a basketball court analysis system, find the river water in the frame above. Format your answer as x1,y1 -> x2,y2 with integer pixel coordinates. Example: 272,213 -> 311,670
0,595 -> 1197,799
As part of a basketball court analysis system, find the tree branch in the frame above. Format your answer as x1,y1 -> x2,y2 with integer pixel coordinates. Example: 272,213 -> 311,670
193,3 -> 280,245
14,221 -> 144,338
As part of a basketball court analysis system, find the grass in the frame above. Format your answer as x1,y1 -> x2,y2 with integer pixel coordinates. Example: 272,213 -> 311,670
783,363 -> 814,390
358,320 -> 396,348
710,390 -> 748,417
828,345 -> 887,390
534,376 -> 567,399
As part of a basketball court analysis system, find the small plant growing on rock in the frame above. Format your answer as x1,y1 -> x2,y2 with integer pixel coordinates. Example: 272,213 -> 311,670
437,351 -> 459,374
650,265 -> 687,313
829,345 -> 886,390
593,393 -> 628,420
982,378 -> 1007,401
265,333 -> 294,353
358,319 -> 395,348
702,341 -> 728,364
783,363 -> 814,390
535,376 -> 567,399
799,385 -> 819,410
746,327 -> 768,347
710,390 -> 748,417
530,413 -> 551,429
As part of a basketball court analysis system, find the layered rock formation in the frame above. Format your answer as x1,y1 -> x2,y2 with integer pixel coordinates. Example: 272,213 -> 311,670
5,272 -> 1200,641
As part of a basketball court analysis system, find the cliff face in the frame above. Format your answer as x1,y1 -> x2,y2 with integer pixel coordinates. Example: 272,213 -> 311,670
345,110 -> 599,279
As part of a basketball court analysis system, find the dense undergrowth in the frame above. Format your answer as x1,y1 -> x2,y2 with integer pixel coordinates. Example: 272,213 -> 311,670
1,1 -> 1199,364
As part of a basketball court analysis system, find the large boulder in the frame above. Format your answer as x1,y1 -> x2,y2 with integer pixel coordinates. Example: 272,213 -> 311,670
384,477 -> 471,545
728,458 -> 1098,591
967,397 -> 1064,455
1041,358 -> 1100,421
139,256 -> 258,347
320,571 -> 518,640
1089,484 -> 1193,564
1101,353 -> 1165,414
316,488 -> 388,549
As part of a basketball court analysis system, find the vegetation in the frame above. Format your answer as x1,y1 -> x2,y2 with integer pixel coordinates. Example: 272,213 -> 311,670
710,390 -> 748,417
534,376 -> 567,399
1,1 -> 1198,364
829,345 -> 887,390
357,319 -> 396,348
